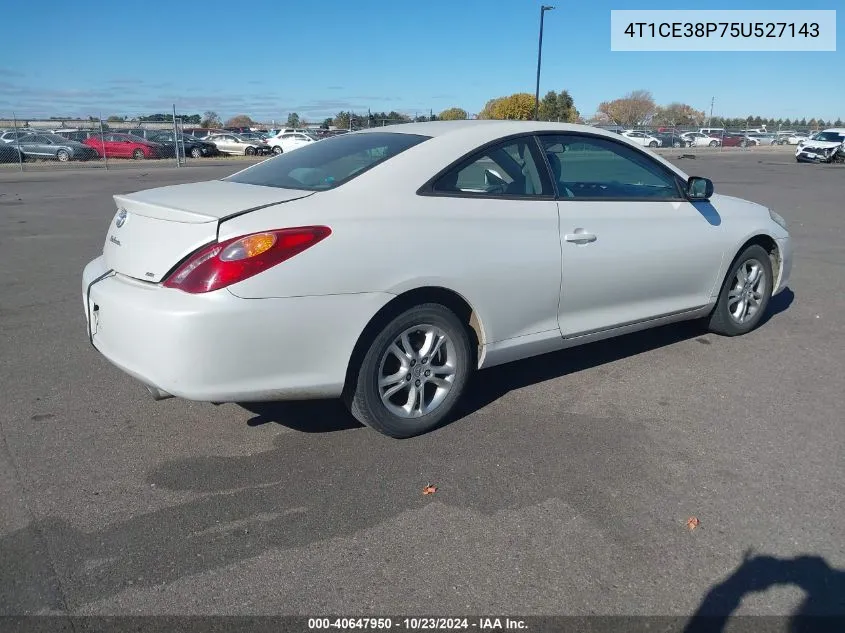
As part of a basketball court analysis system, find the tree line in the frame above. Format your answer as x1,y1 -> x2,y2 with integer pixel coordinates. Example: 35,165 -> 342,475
98,89 -> 839,130
596,90 -> 843,128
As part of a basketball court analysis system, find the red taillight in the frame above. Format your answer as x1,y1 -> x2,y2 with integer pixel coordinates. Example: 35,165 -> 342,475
162,226 -> 331,294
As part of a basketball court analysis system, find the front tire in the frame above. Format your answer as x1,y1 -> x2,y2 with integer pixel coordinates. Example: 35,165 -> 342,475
708,244 -> 774,336
649,141 -> 658,148
345,303 -> 473,438
132,148 -> 145,160
56,149 -> 70,162
190,147 -> 202,158
245,146 -> 256,156
272,146 -> 283,155
709,140 -> 719,147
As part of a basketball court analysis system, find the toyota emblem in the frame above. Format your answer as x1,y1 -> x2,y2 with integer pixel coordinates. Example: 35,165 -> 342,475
115,208 -> 128,228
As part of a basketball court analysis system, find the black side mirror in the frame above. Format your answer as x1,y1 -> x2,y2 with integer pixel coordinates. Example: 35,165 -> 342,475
686,176 -> 714,200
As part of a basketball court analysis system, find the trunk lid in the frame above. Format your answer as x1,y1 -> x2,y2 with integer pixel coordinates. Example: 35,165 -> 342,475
102,180 -> 313,282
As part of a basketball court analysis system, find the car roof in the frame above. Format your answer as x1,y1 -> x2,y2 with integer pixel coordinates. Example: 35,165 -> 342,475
355,120 -> 650,141
822,128 -> 845,133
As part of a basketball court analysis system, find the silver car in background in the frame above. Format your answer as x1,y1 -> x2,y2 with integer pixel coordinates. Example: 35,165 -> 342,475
14,133 -> 100,161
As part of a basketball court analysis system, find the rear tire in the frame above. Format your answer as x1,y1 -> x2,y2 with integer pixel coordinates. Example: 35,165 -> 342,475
190,147 -> 202,158
272,146 -> 283,155
56,149 -> 70,162
245,146 -> 256,156
708,244 -> 774,336
345,303 -> 473,438
649,141 -> 658,148
709,140 -> 719,147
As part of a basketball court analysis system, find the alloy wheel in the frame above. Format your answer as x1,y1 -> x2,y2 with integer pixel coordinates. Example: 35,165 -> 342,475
727,259 -> 767,324
377,325 -> 457,419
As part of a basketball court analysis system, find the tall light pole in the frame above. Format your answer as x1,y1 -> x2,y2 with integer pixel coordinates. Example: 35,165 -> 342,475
534,5 -> 555,121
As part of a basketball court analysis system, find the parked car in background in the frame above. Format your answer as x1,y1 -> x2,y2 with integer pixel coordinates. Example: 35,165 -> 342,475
795,128 -> 845,160
183,128 -> 225,138
113,129 -> 179,157
266,131 -> 317,154
84,133 -> 163,159
620,130 -> 662,147
14,133 -> 100,161
699,127 -> 726,136
681,132 -> 721,147
205,133 -> 271,156
746,132 -> 778,146
0,142 -> 24,163
1,130 -> 38,143
774,131 -> 797,145
147,132 -> 219,158
53,130 -> 103,143
719,133 -> 759,148
783,132 -> 809,145
238,131 -> 270,142
653,131 -> 690,148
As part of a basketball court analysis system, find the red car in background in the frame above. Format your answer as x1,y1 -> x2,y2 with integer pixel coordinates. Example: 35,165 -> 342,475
84,133 -> 163,159
717,132 -> 759,148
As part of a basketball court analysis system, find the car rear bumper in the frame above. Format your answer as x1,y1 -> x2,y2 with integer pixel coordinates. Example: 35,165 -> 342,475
82,256 -> 392,402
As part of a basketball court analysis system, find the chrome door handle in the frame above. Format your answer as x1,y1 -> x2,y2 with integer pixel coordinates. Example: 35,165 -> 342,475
564,231 -> 597,244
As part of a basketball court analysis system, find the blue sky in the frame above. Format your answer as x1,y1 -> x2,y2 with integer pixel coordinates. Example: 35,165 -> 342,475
1,0 -> 842,122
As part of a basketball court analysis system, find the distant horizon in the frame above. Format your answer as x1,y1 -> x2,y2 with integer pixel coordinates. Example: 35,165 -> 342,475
2,0 -> 842,121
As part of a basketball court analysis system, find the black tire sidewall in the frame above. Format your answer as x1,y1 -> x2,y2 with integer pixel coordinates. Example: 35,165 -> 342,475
712,245 -> 774,335
133,149 -> 144,159
352,304 -> 473,438
191,147 -> 202,158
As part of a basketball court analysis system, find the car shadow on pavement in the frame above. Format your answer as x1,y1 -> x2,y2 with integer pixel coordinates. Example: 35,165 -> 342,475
684,550 -> 845,632
240,288 -> 794,435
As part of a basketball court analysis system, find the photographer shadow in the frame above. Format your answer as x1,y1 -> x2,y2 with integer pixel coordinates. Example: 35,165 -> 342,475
684,550 -> 845,633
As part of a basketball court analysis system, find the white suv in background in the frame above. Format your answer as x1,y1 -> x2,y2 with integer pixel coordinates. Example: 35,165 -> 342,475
620,130 -> 662,147
267,131 -> 317,154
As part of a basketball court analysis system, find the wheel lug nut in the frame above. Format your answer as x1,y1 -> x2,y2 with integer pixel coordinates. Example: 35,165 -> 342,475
406,375 -> 412,381
422,357 -> 428,364
415,380 -> 421,386
425,370 -> 431,377
410,359 -> 415,366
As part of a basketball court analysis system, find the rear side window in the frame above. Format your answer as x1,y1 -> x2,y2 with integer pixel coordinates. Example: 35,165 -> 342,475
227,132 -> 430,191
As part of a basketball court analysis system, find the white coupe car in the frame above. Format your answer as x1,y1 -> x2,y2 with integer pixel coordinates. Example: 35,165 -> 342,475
267,131 -> 316,155
681,132 -> 721,147
620,130 -> 662,147
83,121 -> 792,438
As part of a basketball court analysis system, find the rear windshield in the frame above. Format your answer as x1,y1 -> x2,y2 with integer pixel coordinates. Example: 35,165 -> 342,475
226,132 -> 430,191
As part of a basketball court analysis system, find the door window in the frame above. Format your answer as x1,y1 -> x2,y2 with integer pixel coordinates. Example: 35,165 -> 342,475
539,134 -> 681,200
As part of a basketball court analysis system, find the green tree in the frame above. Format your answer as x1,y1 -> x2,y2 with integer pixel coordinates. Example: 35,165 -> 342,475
835,119 -> 843,127
224,114 -> 254,128
286,112 -> 300,128
538,90 -> 579,122
321,117 -> 333,129
201,111 -> 222,128
438,107 -> 468,120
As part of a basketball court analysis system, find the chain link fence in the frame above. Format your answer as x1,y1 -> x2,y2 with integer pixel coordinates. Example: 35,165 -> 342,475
3,111 -> 816,172
0,113 -> 278,171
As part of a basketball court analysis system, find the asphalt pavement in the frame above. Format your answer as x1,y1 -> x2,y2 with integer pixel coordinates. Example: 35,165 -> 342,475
1,153 -> 843,620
